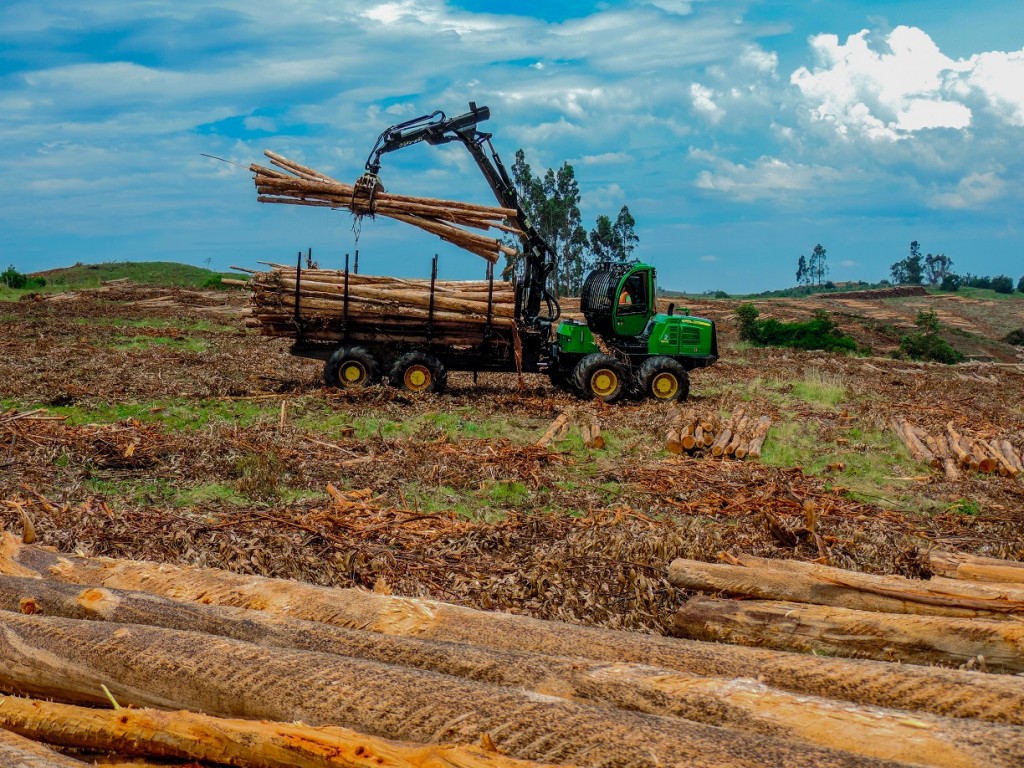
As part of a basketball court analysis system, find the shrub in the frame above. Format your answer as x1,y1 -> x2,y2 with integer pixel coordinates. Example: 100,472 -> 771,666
939,273 -> 961,291
1018,275 -> 1024,293
991,275 -> 1014,294
1,266 -> 45,290
733,305 -> 858,353
1004,328 -> 1024,346
898,310 -> 964,364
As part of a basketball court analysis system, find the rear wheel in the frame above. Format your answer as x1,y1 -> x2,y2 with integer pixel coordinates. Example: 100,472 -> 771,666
638,356 -> 690,402
324,346 -> 379,389
388,351 -> 448,394
572,353 -> 627,403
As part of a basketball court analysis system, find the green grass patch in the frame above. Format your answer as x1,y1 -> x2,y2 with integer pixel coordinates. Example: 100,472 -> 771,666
33,261 -> 236,289
75,317 -> 235,333
108,335 -> 210,353
8,397 -> 271,431
791,368 -> 847,408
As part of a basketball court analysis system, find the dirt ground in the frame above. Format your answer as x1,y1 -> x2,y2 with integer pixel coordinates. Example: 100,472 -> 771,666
2,284 -> 1023,635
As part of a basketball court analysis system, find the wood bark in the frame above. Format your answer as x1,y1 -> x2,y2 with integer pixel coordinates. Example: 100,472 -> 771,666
535,413 -> 569,448
674,595 -> 1024,672
944,424 -> 975,470
667,554 -> 1024,619
0,611 -> 908,768
0,694 -> 554,768
0,726 -> 86,768
4,536 -> 1024,726
928,551 -> 1024,586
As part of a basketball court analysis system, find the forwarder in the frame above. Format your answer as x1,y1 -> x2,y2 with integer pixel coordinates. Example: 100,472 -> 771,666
277,103 -> 718,402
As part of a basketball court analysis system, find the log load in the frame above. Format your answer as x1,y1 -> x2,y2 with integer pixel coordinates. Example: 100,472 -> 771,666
5,574 -> 1021,768
0,694 -> 557,768
928,550 -> 1024,586
675,595 -> 1024,673
252,151 -> 522,264
245,266 -> 516,346
4,535 -> 1024,725
666,554 -> 1024,620
0,610 -> 917,768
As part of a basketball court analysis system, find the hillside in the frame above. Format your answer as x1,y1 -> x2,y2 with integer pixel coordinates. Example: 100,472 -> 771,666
28,261 -> 233,290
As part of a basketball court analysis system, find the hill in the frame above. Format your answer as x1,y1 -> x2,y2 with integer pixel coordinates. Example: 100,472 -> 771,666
28,261 -> 232,290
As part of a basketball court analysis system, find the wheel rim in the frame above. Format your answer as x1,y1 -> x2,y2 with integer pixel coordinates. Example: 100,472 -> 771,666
651,371 -> 679,399
589,368 -> 618,398
339,361 -> 368,387
403,364 -> 432,392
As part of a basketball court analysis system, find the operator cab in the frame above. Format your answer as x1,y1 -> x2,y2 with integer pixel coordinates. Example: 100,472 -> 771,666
581,262 -> 655,338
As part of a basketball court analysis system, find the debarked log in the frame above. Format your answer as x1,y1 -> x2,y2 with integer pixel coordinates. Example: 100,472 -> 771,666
674,595 -> 1024,673
667,554 -> 1024,620
0,611 -> 903,768
4,535 -> 1024,726
0,694 -> 560,768
4,575 -> 1021,768
0,726 -> 86,768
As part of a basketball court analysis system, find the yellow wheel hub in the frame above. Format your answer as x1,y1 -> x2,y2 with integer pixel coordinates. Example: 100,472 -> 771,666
651,372 -> 679,399
340,362 -> 367,386
590,369 -> 618,398
404,364 -> 432,392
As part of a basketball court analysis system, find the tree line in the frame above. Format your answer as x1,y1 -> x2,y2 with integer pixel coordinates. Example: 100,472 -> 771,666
504,150 -> 638,295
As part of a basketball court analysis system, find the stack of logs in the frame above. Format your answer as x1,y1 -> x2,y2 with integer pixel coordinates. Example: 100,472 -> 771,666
669,552 -> 1024,674
4,533 -> 1024,768
666,407 -> 772,460
892,416 -> 1022,480
252,151 -> 521,264
241,265 -> 516,346
535,411 -> 604,449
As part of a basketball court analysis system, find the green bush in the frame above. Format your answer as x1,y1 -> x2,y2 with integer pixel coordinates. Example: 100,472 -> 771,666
733,304 -> 857,353
939,273 -> 961,291
1018,275 -> 1024,293
898,310 -> 964,364
1,266 -> 45,290
1004,328 -> 1024,346
991,275 -> 1014,294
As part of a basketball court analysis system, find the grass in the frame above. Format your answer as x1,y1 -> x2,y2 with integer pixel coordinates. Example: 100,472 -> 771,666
5,397 -> 272,431
74,317 -> 236,333
791,368 -> 847,408
1,261 -> 241,301
109,335 -> 210,353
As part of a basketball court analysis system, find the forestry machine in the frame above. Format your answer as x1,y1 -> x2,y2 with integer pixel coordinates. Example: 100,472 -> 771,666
355,102 -> 718,402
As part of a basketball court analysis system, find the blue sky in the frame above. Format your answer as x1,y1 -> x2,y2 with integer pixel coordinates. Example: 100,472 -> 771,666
2,1 -> 1022,293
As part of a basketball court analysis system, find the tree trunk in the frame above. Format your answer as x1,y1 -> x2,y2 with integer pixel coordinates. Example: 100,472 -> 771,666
674,595 -> 1024,672
0,612 -> 906,768
667,554 -> 1024,619
0,694 -> 553,768
4,535 -> 1024,725
0,726 -> 86,768
927,551 -> 1024,586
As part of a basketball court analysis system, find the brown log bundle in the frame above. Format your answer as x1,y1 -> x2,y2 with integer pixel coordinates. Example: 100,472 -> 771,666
666,553 -> 1024,619
663,408 -> 769,461
246,265 -> 516,345
252,151 -> 521,264
891,420 -> 1019,477
675,595 -> 1024,672
0,694 -> 554,768
928,550 -> 1024,585
5,535 -> 1024,725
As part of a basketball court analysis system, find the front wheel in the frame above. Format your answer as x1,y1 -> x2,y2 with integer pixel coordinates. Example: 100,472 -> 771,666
637,356 -> 690,401
324,346 -> 379,389
572,353 -> 628,403
388,351 -> 448,394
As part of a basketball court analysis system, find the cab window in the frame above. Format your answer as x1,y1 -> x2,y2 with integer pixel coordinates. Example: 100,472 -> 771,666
616,273 -> 648,315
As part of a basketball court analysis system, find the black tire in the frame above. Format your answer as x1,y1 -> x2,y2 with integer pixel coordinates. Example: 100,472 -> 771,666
571,353 -> 628,403
638,356 -> 690,402
324,346 -> 379,389
388,351 -> 448,394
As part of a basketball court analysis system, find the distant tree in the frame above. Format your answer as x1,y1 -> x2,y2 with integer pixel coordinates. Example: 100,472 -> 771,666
992,275 -> 1014,294
807,244 -> 828,286
940,273 -> 962,292
891,241 -> 923,284
923,252 -> 953,285
1,266 -> 26,289
613,205 -> 639,259
1018,275 -> 1024,293
899,310 -> 964,364
588,205 -> 640,265
796,254 -> 808,287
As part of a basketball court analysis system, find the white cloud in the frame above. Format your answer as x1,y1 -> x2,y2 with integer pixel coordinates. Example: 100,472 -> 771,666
930,171 -> 1007,210
695,155 -> 841,203
690,82 -> 724,123
954,49 -> 1024,126
840,259 -> 857,268
699,254 -> 717,262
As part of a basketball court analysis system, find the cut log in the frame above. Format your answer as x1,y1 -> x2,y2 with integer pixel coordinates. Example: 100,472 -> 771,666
745,416 -> 772,460
0,694 -> 555,768
928,551 -> 1024,586
0,726 -> 86,768
666,424 -> 682,454
945,424 -> 975,469
0,612 -> 906,768
674,595 -> 1024,673
986,440 -> 1018,477
725,417 -> 749,456
893,418 -> 935,466
710,428 -> 732,457
585,420 -> 605,450
667,554 -> 1024,619
535,413 -> 569,448
4,536 -> 1024,725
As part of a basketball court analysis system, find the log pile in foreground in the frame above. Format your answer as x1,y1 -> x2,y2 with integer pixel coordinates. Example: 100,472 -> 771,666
669,552 -> 1024,672
3,535 -> 1024,768
892,417 -> 1023,480
252,151 -> 521,264
665,407 -> 771,460
244,265 -> 516,346
927,549 -> 1024,586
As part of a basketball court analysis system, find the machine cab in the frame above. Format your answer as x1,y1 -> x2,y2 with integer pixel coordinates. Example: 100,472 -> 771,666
581,262 -> 656,338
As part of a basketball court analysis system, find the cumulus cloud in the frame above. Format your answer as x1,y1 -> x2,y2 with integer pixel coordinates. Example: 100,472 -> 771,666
690,83 -> 724,123
930,171 -> 1008,210
694,155 -> 842,203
